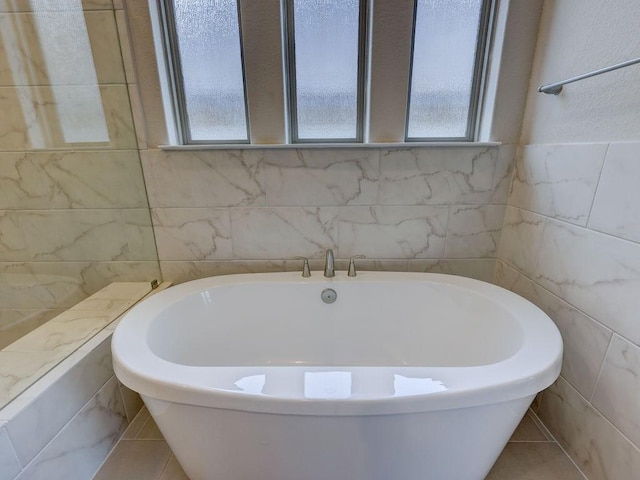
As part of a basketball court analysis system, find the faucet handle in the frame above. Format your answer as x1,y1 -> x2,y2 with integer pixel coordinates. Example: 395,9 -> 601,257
347,255 -> 366,277
294,256 -> 311,278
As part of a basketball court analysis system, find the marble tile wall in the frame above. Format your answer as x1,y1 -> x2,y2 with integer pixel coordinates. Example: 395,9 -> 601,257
495,141 -> 640,479
0,0 -> 160,348
0,281 -> 171,480
142,145 -> 516,283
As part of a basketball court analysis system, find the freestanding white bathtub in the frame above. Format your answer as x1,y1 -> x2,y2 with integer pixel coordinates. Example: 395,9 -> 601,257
112,272 -> 562,480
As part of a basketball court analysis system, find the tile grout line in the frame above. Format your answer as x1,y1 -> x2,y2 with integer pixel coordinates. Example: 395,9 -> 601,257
529,403 -> 589,480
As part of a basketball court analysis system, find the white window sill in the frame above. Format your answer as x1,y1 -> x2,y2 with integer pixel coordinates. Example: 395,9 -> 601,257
159,141 -> 502,151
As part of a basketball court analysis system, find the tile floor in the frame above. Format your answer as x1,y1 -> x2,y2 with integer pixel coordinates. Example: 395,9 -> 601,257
93,407 -> 586,480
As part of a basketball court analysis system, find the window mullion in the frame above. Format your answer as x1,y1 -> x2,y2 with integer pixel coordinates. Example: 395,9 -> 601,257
367,0 -> 415,143
238,0 -> 286,144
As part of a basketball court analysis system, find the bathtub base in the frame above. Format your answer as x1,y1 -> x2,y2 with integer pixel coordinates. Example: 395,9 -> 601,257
143,395 -> 534,480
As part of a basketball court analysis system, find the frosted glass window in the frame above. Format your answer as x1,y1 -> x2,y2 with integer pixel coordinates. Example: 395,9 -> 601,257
171,0 -> 248,142
407,0 -> 484,139
289,0 -> 364,141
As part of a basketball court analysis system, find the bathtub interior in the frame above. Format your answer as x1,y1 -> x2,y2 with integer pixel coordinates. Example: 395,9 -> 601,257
147,280 -> 524,368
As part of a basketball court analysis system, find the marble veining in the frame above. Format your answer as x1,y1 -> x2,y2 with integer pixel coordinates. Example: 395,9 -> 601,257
408,259 -> 496,282
6,337 -> 114,466
497,206 -> 546,275
509,144 -> 606,226
0,85 -> 135,150
588,142 -> 640,244
152,208 -> 232,261
263,148 -> 379,206
4,310 -> 115,355
444,205 -> 506,258
338,206 -> 448,258
0,209 -> 156,262
15,376 -> 127,480
533,219 -> 640,346
592,335 -> 640,447
141,150 -> 266,208
0,151 -> 148,209
0,351 -> 69,407
231,207 -> 339,259
494,261 -> 612,399
539,377 -> 640,480
0,282 -> 152,410
378,146 -> 499,205
0,262 -> 159,310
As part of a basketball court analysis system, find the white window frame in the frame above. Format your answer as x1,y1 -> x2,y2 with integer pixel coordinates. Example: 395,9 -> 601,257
140,0 -> 543,149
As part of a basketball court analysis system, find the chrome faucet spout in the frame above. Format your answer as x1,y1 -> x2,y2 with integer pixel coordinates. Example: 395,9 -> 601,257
324,249 -> 335,278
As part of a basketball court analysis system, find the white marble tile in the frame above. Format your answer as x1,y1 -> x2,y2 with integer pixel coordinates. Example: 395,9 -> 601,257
489,144 -> 516,204
408,259 -> 496,282
159,260 -> 310,284
118,382 -> 143,423
0,267 -> 86,310
0,309 -> 62,350
3,310 -> 113,355
378,146 -> 499,205
90,282 -> 152,301
0,10 -> 125,86
6,337 -> 113,466
533,219 -> 640,346
69,298 -> 135,314
445,205 -> 506,258
0,422 -> 21,480
263,148 -> 379,206
0,351 -> 69,408
152,208 -> 232,261
122,209 -> 158,261
509,144 -> 606,225
592,335 -> 640,447
539,377 -> 640,480
231,207 -> 338,259
0,209 -> 155,262
497,206 -> 546,275
494,262 -> 612,398
0,151 -> 147,209
338,206 -> 448,258
0,262 -> 159,309
141,149 -> 266,208
15,376 -> 127,480
588,142 -> 640,243
0,85 -> 135,150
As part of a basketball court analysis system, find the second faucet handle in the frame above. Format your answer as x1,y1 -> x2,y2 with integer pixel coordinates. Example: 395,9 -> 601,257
294,256 -> 311,278
347,255 -> 366,277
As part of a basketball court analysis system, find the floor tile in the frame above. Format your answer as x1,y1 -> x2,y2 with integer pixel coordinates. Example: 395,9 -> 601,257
509,412 -> 552,442
158,456 -> 190,480
138,416 -> 164,440
486,443 -> 584,480
122,406 -> 150,439
93,440 -> 171,480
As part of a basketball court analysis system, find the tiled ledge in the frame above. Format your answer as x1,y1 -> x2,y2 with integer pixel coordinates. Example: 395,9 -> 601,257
0,281 -> 171,480
0,282 -> 155,409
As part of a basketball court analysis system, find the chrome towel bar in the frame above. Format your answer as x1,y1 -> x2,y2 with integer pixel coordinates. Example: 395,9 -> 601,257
538,56 -> 640,95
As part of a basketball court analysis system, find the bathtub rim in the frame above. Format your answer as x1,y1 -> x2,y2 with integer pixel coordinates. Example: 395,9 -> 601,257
112,272 -> 562,416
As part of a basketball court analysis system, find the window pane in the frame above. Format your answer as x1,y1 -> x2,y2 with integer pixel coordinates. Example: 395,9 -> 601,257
291,0 -> 362,140
172,0 -> 247,142
407,0 -> 484,139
